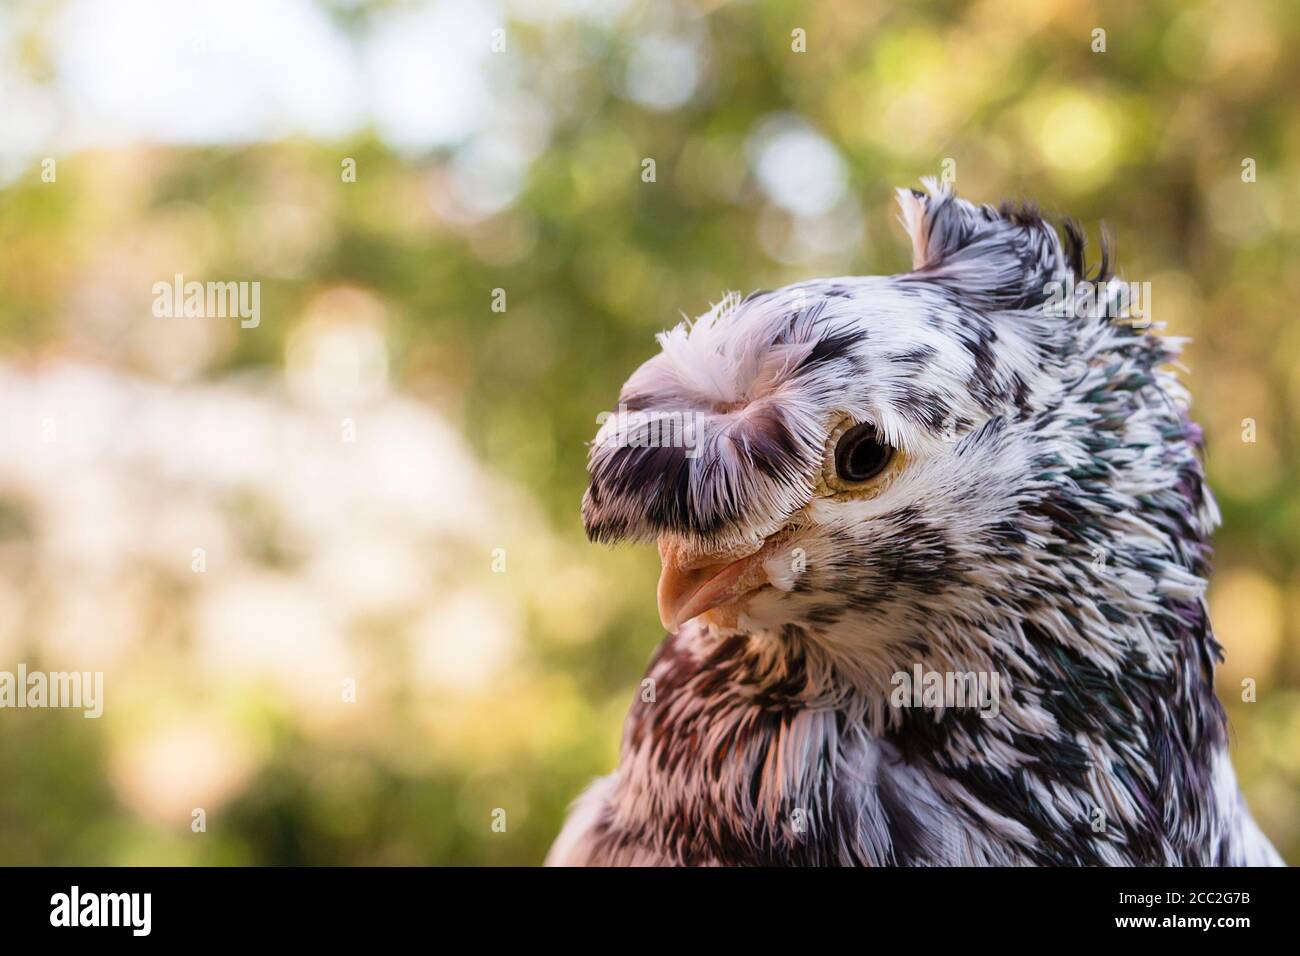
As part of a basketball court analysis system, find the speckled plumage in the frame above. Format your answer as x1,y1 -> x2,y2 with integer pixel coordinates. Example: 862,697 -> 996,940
550,180 -> 1282,867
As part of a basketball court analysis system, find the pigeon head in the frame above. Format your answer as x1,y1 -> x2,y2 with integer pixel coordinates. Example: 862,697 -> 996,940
583,180 -> 1121,663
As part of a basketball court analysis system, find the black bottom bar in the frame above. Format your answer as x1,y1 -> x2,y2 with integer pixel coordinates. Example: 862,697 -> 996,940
0,865 -> 1293,941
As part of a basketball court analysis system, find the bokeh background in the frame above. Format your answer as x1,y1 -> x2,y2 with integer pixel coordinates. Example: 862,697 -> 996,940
1,0 -> 1297,865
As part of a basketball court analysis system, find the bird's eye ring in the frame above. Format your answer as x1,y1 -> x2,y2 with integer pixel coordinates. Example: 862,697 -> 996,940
832,422 -> 894,484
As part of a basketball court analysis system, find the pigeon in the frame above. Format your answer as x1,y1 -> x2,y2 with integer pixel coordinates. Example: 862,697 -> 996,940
547,180 -> 1283,866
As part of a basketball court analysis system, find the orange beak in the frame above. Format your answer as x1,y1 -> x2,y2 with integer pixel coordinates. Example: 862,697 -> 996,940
656,539 -> 770,632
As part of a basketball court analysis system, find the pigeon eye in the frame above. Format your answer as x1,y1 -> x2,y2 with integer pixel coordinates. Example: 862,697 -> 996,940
833,422 -> 894,483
